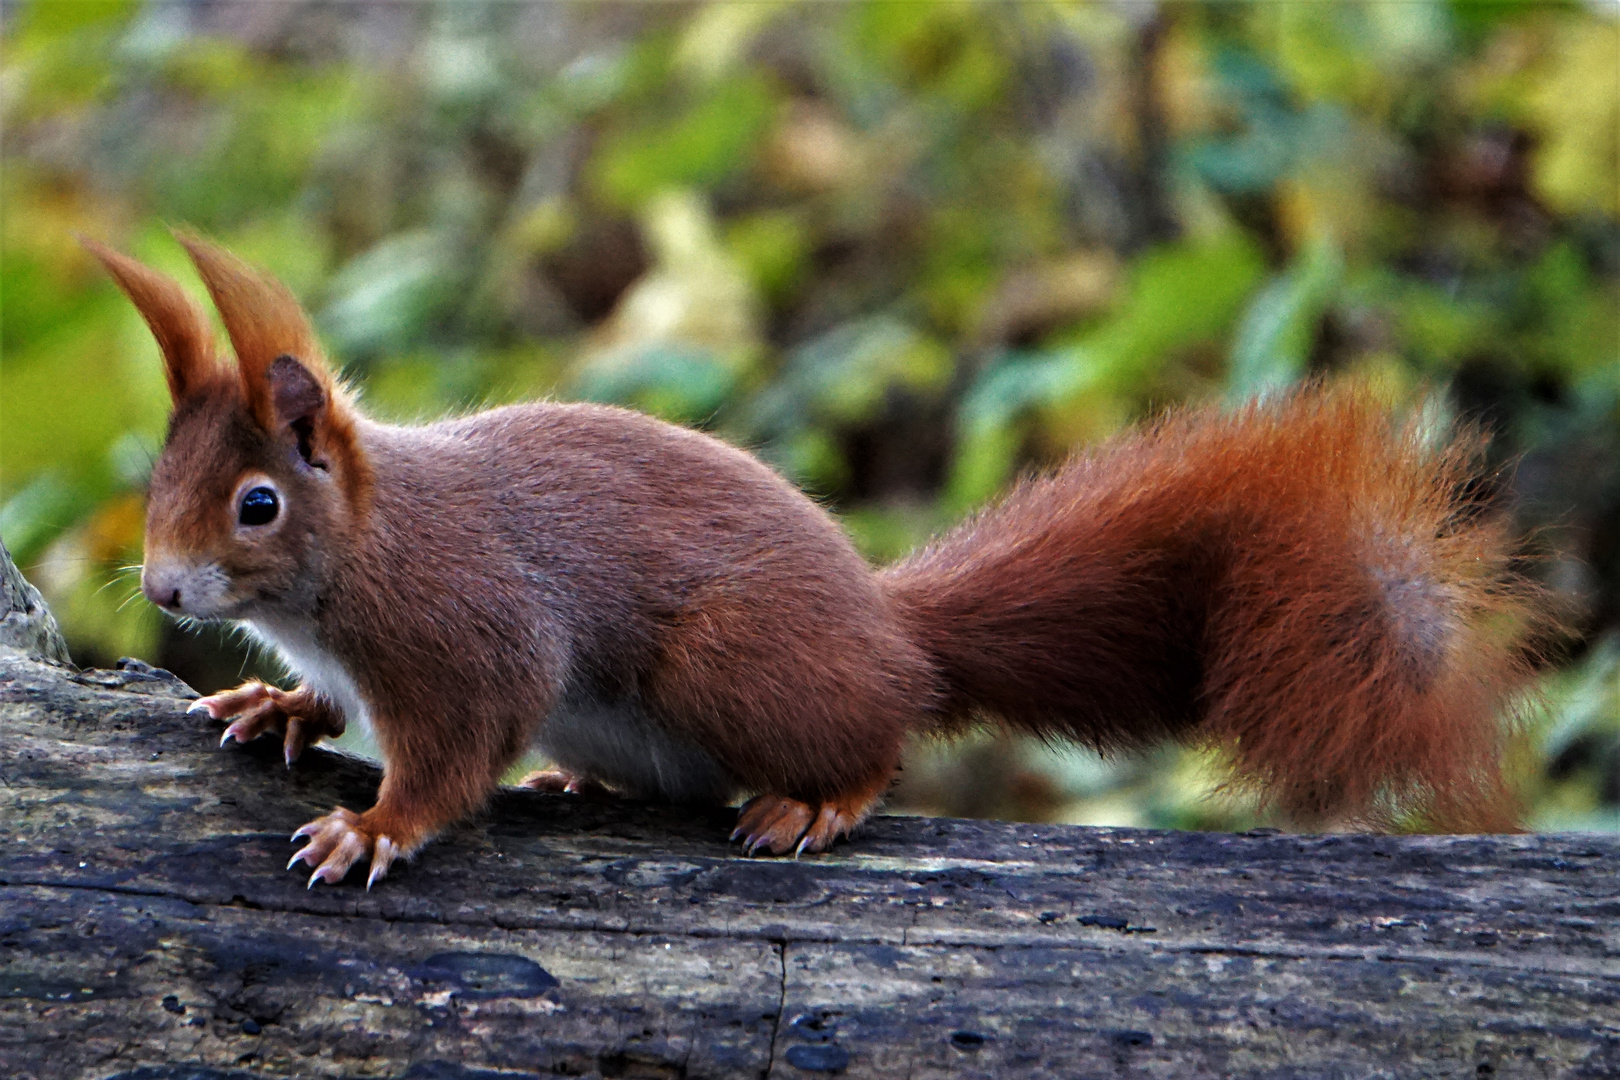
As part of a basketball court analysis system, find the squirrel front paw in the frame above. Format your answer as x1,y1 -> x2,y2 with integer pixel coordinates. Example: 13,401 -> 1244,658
288,807 -> 408,889
191,680 -> 345,766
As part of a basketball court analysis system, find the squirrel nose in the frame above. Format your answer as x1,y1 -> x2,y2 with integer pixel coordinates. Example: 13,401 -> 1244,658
141,568 -> 182,610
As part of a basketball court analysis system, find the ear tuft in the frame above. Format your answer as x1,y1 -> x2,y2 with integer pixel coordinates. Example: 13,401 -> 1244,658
80,237 -> 218,402
164,232 -> 373,511
173,230 -> 328,430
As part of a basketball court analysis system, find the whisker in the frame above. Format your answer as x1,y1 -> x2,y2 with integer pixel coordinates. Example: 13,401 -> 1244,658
114,585 -> 149,614
90,575 -> 129,601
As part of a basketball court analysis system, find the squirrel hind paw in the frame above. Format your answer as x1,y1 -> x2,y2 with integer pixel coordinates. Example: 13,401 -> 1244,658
732,796 -> 814,855
731,793 -> 873,857
516,769 -> 611,797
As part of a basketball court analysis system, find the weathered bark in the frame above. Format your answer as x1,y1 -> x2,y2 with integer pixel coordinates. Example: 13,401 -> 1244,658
2,653 -> 1619,1077
0,538 -> 70,665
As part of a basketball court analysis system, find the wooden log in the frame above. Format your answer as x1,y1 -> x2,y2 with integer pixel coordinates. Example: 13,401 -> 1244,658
3,647 -> 1619,1079
0,538 -> 69,665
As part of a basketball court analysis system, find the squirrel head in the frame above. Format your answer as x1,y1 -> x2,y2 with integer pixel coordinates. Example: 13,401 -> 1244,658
83,234 -> 372,622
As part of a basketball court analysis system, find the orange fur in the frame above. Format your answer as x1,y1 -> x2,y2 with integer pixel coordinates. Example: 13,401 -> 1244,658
90,234 -> 1547,888
171,233 -> 324,421
885,391 -> 1543,830
80,238 -> 222,399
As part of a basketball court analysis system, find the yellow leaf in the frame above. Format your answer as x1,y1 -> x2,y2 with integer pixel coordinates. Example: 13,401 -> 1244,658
1527,20 -> 1620,217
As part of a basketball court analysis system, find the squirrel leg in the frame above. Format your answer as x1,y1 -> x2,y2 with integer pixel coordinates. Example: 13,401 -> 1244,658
517,768 -> 611,796
732,769 -> 894,857
191,681 -> 345,766
289,729 -> 510,889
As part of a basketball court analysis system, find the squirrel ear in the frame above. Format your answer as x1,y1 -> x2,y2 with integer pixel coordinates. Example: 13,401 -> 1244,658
268,354 -> 326,425
266,354 -> 330,467
80,237 -> 218,402
173,231 -> 327,431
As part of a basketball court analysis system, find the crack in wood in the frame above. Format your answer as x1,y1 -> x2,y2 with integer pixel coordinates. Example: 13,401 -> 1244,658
763,941 -> 787,1080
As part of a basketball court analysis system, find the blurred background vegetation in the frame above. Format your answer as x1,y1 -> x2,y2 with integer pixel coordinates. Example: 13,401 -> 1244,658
3,0 -> 1617,832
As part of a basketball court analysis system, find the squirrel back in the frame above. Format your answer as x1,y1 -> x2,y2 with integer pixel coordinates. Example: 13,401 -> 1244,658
884,389 -> 1540,831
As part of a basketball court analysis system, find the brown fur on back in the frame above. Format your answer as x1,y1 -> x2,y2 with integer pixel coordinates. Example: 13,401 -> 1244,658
314,404 -> 935,809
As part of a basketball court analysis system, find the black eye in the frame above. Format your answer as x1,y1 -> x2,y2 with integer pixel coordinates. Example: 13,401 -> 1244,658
239,486 -> 279,527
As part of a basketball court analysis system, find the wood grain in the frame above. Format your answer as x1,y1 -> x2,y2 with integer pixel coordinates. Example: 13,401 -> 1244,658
2,651 -> 1617,1079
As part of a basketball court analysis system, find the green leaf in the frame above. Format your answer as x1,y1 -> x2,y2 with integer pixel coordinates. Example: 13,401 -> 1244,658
949,234 -> 1266,507
573,342 -> 737,426
1227,233 -> 1343,400
320,231 -> 465,359
591,74 -> 777,209
0,473 -> 87,565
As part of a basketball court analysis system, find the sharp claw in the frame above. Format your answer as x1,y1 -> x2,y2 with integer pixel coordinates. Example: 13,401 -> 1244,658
307,868 -> 323,890
291,822 -> 318,842
367,836 -> 397,890
288,845 -> 315,870
188,699 -> 211,716
220,728 -> 235,748
794,836 -> 810,858
285,717 -> 312,767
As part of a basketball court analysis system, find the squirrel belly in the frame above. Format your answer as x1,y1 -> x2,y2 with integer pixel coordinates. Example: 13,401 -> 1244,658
537,693 -> 739,804
90,233 -> 1542,887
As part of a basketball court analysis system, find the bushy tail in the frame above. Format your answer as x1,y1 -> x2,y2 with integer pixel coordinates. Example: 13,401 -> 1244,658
882,387 -> 1545,831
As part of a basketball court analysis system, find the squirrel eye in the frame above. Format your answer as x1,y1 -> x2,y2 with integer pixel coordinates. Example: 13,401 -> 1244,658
239,486 -> 279,527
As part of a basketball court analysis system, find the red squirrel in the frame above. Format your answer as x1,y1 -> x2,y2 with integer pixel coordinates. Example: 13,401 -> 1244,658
85,234 -> 1540,889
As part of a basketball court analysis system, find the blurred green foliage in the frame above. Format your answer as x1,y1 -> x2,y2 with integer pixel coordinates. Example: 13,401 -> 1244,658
3,0 -> 1617,831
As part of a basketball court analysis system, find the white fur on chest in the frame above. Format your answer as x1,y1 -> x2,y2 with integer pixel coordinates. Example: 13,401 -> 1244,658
243,618 -> 373,733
